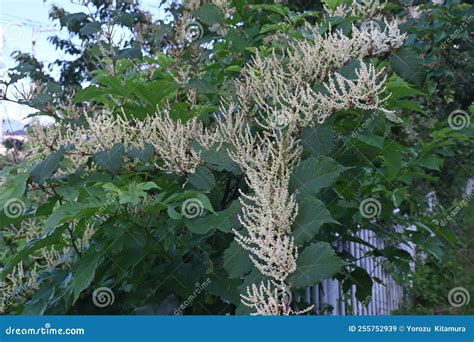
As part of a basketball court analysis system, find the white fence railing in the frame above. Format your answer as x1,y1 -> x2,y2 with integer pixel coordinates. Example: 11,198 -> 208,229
302,229 -> 407,315
301,178 -> 474,315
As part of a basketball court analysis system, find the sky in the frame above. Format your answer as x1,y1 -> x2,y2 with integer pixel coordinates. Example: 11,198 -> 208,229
0,0 -> 168,134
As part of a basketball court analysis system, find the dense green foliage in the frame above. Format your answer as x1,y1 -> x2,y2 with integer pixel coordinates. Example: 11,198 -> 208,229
0,0 -> 473,315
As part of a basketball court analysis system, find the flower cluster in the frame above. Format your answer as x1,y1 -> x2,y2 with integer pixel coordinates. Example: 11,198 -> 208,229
317,62 -> 392,116
29,110 -> 211,175
0,262 -> 38,313
325,0 -> 387,19
241,281 -> 313,316
141,110 -> 207,174
231,132 -> 301,283
237,20 -> 405,131
29,111 -> 136,166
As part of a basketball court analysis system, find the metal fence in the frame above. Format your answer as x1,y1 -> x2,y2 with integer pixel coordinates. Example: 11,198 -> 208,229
300,178 -> 474,316
301,229 -> 407,316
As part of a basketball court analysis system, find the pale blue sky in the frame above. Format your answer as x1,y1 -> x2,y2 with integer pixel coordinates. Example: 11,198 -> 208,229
0,0 -> 169,133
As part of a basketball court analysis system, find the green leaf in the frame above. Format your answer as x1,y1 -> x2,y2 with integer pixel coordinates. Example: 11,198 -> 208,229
389,48 -> 425,86
80,21 -> 102,35
154,24 -> 172,41
252,4 -> 289,16
93,144 -> 125,174
225,65 -> 242,72
185,200 -> 240,234
386,75 -> 426,100
115,12 -> 136,27
321,0 -> 346,11
60,12 -> 88,27
392,187 -> 407,207
417,155 -> 443,171
132,80 -> 178,106
288,242 -> 345,289
127,143 -> 155,163
383,142 -> 402,180
337,59 -> 361,80
116,48 -> 143,60
293,197 -> 336,245
394,100 -> 425,113
188,78 -> 216,95
289,156 -> 348,199
188,165 -> 216,191
73,86 -> 108,103
357,132 -> 384,149
30,147 -> 65,184
45,202 -> 103,231
0,170 -> 28,208
197,143 -> 241,175
206,276 -> 241,305
223,240 -> 253,279
107,181 -> 159,206
301,125 -> 334,157
72,249 -> 103,303
193,4 -> 225,25
343,267 -> 373,304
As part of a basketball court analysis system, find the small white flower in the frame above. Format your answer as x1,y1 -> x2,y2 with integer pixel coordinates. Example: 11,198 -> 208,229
409,6 -> 422,19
